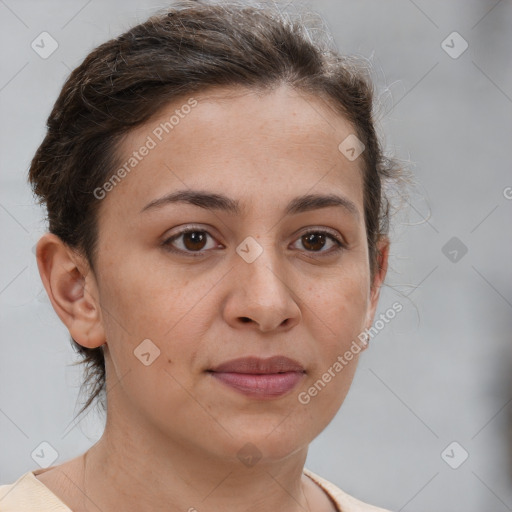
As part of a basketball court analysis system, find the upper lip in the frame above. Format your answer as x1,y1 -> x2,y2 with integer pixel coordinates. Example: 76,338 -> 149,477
209,356 -> 305,374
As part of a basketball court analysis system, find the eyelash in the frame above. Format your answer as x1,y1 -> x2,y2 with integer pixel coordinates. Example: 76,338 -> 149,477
161,226 -> 345,258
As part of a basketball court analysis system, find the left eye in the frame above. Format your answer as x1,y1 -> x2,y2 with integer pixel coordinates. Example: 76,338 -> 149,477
292,230 -> 344,254
162,228 -> 344,256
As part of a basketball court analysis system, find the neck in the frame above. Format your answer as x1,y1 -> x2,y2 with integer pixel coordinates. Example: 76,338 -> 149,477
78,414 -> 315,512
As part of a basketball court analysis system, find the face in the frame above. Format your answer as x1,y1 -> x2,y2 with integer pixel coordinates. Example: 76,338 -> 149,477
62,85 -> 388,462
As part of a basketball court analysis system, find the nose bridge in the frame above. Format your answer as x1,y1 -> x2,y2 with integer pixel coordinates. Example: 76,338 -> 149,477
236,234 -> 287,297
229,233 -> 300,330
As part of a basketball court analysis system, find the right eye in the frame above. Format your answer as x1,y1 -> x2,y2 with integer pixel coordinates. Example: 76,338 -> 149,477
162,227 -> 222,257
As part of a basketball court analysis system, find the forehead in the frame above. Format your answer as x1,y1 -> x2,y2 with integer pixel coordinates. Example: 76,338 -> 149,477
102,85 -> 365,221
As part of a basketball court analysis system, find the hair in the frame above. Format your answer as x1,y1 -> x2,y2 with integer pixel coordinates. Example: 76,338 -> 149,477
28,0 -> 410,419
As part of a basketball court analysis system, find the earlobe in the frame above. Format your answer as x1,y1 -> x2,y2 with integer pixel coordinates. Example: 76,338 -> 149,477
35,233 -> 106,349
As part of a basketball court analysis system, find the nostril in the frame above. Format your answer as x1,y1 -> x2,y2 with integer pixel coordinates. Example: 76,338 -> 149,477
240,317 -> 251,323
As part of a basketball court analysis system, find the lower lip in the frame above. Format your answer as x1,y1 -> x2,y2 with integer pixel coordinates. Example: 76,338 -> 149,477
209,371 -> 304,399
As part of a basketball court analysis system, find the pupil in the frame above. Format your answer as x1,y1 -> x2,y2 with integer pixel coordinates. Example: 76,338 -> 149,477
304,233 -> 325,251
184,231 -> 206,250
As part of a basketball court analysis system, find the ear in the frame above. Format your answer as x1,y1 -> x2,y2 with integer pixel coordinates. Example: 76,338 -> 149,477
35,232 -> 106,349
364,236 -> 390,330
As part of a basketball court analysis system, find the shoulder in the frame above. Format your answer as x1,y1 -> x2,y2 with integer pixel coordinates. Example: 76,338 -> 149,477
2,466 -> 392,512
303,467 -> 394,512
0,470 -> 71,512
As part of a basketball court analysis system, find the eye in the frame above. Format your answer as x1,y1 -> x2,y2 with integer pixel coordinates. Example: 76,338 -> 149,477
162,227 -> 221,257
291,229 -> 345,256
161,226 -> 345,257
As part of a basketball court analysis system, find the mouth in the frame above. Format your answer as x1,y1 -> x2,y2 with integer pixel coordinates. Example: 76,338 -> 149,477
207,356 -> 306,400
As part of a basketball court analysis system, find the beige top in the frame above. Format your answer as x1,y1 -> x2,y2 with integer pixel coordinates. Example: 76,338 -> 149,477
0,467 -> 392,511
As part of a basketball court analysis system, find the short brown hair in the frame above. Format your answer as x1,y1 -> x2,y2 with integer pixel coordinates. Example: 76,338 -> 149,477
28,0 -> 409,418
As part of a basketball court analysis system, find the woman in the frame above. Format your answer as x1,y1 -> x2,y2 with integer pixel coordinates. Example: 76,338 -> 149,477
0,1 -> 406,510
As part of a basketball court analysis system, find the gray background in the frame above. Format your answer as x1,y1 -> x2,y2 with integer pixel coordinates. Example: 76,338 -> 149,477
1,1 -> 511,511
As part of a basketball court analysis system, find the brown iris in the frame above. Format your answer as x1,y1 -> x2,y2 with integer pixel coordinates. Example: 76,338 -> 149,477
301,232 -> 327,251
182,231 -> 208,251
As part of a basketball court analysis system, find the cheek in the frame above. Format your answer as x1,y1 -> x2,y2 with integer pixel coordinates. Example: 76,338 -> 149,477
97,252 -> 195,335
96,256 -> 212,387
104,344 -> 208,441
298,267 -> 368,409
98,264 -> 205,421
308,266 -> 369,344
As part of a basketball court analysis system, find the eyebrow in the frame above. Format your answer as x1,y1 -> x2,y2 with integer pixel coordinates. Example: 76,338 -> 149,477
140,189 -> 360,220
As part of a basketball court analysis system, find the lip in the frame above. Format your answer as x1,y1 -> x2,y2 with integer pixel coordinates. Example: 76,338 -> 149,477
208,356 -> 306,399
210,355 -> 305,374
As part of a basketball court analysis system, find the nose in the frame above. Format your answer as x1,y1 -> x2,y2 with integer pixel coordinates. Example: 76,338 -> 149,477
222,241 -> 302,333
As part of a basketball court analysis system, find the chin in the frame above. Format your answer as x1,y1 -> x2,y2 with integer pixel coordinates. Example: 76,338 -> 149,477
211,415 -> 313,464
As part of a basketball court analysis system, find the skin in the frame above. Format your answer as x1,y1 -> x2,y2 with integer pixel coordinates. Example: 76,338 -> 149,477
34,85 -> 389,512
